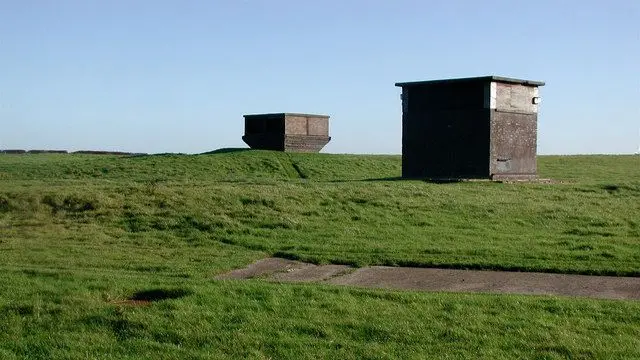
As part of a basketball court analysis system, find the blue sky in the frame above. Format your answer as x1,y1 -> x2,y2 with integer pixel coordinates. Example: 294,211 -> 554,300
1,0 -> 638,154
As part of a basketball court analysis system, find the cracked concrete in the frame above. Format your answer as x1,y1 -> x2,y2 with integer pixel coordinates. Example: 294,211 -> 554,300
215,258 -> 640,300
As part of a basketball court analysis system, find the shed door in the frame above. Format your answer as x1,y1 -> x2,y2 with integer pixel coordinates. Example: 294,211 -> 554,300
490,111 -> 537,177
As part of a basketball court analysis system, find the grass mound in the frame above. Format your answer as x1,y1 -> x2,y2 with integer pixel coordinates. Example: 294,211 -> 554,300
1,151 -> 638,275
0,151 -> 639,358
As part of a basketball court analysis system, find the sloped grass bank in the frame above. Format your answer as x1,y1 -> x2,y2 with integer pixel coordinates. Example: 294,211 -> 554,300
1,152 -> 639,358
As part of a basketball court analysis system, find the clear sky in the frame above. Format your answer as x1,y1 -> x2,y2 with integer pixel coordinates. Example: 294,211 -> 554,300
1,0 -> 638,154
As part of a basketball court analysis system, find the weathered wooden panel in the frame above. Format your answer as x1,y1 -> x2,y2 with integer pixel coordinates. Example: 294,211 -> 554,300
244,118 -> 266,135
407,82 -> 486,110
402,83 -> 490,178
241,133 -> 285,151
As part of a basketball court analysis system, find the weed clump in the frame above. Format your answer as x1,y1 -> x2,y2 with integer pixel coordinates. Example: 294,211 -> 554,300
0,195 -> 11,213
42,194 -> 98,214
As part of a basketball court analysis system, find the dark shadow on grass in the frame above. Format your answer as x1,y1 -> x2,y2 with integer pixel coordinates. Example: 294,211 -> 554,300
200,148 -> 252,155
327,177 -> 468,183
129,288 -> 193,302
364,176 -> 405,182
327,177 -> 403,183
423,179 -> 466,184
599,184 -> 640,194
273,251 -> 362,267
218,237 -> 271,251
601,184 -> 620,192
377,259 -> 640,277
269,253 -> 640,277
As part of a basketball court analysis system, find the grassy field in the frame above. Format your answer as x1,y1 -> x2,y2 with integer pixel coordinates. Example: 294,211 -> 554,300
1,151 -> 639,359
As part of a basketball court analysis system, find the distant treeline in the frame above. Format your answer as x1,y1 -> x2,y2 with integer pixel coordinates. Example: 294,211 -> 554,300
1,149 -> 147,155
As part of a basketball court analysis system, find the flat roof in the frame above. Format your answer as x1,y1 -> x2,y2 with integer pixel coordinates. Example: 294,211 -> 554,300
395,76 -> 545,87
243,113 -> 330,118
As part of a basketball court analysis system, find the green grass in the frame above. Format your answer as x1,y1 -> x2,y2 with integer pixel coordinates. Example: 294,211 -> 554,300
1,272 -> 639,360
1,152 -> 638,275
0,151 -> 639,359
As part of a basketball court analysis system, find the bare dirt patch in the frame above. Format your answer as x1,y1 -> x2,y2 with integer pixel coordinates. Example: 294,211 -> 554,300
216,258 -> 640,300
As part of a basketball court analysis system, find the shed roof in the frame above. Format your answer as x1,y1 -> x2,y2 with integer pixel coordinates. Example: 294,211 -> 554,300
395,76 -> 545,87
243,113 -> 330,119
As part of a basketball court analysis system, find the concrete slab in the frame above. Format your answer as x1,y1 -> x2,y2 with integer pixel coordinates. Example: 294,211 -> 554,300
271,264 -> 353,283
215,258 -> 640,300
327,267 -> 640,300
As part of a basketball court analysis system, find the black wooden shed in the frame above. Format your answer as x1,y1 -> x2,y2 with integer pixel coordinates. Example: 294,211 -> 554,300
396,76 -> 544,180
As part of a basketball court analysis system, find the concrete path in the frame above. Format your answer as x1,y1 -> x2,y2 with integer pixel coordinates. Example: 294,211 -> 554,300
215,258 -> 640,300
